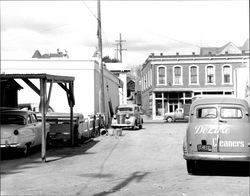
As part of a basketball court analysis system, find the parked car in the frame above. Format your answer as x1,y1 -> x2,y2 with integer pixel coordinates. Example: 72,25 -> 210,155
0,109 -> 50,156
42,112 -> 92,145
111,104 -> 143,129
164,108 -> 189,122
183,97 -> 250,174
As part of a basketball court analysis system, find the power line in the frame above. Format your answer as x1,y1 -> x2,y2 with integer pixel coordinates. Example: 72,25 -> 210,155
146,30 -> 201,48
82,0 -> 98,21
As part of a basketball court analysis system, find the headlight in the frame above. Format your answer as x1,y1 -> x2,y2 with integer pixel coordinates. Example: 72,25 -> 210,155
126,114 -> 130,119
113,115 -> 117,119
13,130 -> 19,135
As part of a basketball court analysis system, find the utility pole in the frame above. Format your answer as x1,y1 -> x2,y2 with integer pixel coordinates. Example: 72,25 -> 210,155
97,0 -> 105,115
115,33 -> 127,62
113,43 -> 119,60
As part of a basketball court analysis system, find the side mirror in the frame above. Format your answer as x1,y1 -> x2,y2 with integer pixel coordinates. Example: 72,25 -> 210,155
246,112 -> 249,116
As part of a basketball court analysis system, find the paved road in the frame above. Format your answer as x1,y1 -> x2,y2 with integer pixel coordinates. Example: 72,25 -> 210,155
1,123 -> 249,196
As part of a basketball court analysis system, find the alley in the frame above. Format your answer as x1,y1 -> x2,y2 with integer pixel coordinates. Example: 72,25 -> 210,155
1,123 -> 249,196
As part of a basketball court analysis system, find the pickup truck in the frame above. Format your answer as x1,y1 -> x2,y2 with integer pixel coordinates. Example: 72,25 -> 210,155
164,108 -> 189,122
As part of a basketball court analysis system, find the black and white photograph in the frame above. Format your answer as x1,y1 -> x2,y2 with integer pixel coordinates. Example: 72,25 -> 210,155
1,0 -> 249,195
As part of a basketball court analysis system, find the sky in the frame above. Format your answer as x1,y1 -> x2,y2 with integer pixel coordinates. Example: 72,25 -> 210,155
1,0 -> 249,68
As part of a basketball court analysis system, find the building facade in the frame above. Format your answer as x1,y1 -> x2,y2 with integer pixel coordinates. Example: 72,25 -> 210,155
140,40 -> 249,119
1,59 -> 122,120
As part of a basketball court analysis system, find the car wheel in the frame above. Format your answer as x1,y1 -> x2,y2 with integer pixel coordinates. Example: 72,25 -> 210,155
139,124 -> 142,129
186,160 -> 198,174
166,117 -> 173,123
23,144 -> 30,157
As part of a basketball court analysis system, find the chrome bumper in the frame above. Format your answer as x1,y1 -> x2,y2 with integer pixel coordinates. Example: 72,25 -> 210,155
0,143 -> 21,148
183,153 -> 250,162
111,123 -> 133,128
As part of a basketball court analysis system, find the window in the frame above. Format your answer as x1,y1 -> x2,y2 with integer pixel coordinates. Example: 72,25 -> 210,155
206,65 -> 215,84
157,66 -> 166,85
222,65 -> 232,84
221,108 -> 242,118
189,66 -> 198,84
196,107 -> 217,118
173,66 -> 182,85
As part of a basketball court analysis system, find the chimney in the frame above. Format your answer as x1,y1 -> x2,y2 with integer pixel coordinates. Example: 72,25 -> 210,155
192,52 -> 195,55
176,52 -> 179,56
160,53 -> 163,56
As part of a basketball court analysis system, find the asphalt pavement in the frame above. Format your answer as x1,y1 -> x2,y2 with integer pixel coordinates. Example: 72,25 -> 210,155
1,123 -> 249,196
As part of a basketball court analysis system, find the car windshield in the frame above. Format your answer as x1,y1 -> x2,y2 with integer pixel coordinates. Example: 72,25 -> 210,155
117,107 -> 133,112
1,114 -> 26,125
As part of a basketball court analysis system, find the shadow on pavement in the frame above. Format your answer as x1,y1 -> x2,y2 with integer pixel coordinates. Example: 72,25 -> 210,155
193,161 -> 250,177
92,171 -> 150,196
0,139 -> 100,175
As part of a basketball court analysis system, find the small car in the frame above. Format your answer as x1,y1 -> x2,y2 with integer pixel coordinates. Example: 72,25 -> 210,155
43,112 -> 90,145
0,109 -> 50,156
164,108 -> 189,122
183,97 -> 250,174
111,104 -> 143,129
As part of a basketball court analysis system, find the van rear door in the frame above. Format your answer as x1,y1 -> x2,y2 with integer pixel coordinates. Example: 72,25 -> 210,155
217,105 -> 250,153
188,105 -> 219,153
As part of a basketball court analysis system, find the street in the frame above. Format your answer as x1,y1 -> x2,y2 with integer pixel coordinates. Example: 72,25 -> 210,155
1,122 -> 249,196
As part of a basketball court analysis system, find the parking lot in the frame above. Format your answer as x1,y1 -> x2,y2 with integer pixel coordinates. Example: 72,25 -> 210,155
1,122 -> 249,196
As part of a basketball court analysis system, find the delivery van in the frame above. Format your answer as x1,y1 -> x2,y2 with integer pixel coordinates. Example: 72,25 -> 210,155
183,97 -> 250,174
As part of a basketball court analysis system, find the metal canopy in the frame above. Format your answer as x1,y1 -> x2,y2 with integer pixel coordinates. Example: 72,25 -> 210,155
0,73 -> 75,163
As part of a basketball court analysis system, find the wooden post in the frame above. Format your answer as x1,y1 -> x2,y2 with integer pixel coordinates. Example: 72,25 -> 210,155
69,82 -> 74,146
40,78 -> 47,162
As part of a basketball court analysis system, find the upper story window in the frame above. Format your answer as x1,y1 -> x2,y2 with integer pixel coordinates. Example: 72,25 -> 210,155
206,65 -> 215,85
173,66 -> 183,85
189,65 -> 199,85
222,65 -> 232,84
157,66 -> 166,85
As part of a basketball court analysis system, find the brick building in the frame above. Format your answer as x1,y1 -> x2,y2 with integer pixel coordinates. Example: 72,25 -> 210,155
140,40 -> 249,119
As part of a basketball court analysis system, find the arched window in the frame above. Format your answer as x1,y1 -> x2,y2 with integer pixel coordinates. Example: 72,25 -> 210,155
206,65 -> 215,85
222,65 -> 232,84
173,66 -> 183,85
189,65 -> 199,85
157,66 -> 166,85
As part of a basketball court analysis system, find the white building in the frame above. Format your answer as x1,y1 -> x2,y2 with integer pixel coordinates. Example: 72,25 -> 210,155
1,59 -> 123,119
105,63 -> 131,105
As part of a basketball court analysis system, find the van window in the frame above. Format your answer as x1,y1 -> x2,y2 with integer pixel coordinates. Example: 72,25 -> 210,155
220,108 -> 243,118
196,107 -> 217,118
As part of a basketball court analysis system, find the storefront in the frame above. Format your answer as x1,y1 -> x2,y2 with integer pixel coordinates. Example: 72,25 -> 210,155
152,91 -> 192,119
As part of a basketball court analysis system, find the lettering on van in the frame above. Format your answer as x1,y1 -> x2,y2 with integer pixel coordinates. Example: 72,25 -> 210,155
194,125 -> 230,135
212,137 -> 245,148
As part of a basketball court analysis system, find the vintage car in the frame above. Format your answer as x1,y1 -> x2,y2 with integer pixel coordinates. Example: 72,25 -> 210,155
111,104 -> 143,129
183,97 -> 250,174
164,108 -> 189,122
42,112 -> 92,145
0,109 -> 50,156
